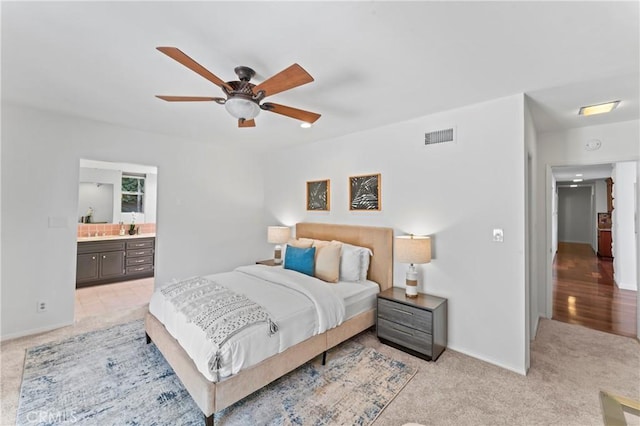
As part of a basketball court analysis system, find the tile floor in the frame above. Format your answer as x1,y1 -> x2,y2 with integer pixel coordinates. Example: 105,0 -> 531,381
74,278 -> 154,321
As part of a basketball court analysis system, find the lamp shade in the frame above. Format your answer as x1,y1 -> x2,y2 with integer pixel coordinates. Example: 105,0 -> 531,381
267,226 -> 291,244
395,235 -> 431,264
225,97 -> 260,120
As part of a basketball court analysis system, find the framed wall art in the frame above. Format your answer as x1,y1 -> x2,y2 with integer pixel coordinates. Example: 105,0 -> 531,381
349,173 -> 381,211
306,179 -> 330,211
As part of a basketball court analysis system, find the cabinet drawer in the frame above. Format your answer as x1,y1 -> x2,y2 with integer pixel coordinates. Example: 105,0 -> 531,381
126,239 -> 154,250
127,248 -> 153,257
126,264 -> 153,274
126,255 -> 153,266
377,318 -> 432,356
378,298 -> 432,331
78,241 -> 125,254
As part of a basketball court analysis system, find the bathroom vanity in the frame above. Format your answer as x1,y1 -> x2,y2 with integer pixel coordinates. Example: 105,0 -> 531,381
76,235 -> 155,288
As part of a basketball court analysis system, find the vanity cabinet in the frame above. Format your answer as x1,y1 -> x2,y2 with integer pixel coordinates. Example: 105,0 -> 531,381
76,237 -> 154,288
76,253 -> 100,282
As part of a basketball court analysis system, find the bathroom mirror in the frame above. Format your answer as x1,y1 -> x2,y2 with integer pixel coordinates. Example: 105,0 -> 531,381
78,159 -> 158,224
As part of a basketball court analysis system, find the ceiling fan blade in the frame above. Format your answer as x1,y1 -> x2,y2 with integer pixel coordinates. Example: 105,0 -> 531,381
252,64 -> 314,97
262,103 -> 321,124
156,95 -> 223,102
239,118 -> 256,128
156,47 -> 233,91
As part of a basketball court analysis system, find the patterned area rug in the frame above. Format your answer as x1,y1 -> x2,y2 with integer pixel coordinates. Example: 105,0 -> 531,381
17,320 -> 417,425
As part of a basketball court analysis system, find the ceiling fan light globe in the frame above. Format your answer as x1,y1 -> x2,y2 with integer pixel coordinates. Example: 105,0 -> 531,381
225,97 -> 260,120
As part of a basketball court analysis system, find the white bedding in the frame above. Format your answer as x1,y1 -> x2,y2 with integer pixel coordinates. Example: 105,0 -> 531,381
149,265 -> 379,382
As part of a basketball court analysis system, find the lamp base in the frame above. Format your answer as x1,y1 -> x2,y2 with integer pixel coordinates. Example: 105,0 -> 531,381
405,265 -> 418,298
274,245 -> 283,264
405,283 -> 418,298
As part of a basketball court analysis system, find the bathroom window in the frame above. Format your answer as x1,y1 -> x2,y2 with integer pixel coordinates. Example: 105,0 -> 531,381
122,174 -> 145,213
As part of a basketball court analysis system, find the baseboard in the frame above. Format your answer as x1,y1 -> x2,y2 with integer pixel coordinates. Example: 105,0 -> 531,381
615,281 -> 637,291
0,320 -> 73,342
446,343 -> 527,376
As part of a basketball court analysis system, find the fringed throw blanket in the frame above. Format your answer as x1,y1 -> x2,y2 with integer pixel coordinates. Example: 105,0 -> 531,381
161,276 -> 278,378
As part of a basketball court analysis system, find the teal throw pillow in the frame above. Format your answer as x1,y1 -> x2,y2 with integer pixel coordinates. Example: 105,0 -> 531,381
284,246 -> 316,277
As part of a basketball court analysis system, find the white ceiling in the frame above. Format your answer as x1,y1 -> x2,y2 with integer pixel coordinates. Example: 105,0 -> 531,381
552,164 -> 613,182
2,1 -> 638,151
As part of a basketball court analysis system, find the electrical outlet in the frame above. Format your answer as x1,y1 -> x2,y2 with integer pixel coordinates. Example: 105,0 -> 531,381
492,229 -> 504,243
37,301 -> 48,313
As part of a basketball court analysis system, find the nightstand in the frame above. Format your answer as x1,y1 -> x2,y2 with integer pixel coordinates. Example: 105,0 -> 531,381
377,287 -> 447,361
255,259 -> 280,266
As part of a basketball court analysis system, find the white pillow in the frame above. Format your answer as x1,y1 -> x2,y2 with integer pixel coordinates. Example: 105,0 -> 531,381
334,241 -> 373,282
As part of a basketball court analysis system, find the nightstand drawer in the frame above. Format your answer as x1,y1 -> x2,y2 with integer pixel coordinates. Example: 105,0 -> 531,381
377,318 -> 432,356
378,298 -> 432,331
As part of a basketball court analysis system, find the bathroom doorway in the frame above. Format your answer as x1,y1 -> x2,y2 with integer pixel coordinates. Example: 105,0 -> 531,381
74,159 -> 158,321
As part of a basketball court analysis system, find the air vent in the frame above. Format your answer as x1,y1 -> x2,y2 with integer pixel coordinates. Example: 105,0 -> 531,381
425,127 -> 455,145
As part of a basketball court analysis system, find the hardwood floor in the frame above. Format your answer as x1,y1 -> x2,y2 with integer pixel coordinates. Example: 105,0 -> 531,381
553,242 -> 637,338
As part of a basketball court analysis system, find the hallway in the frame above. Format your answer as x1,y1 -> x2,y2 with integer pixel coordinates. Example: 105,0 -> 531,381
553,242 -> 637,338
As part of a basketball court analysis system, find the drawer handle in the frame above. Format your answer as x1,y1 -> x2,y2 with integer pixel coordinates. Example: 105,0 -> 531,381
91,256 -> 96,260
134,259 -> 145,263
391,307 -> 413,315
391,326 -> 413,337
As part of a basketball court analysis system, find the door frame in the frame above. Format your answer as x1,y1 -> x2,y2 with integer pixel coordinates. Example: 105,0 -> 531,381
544,160 -> 640,340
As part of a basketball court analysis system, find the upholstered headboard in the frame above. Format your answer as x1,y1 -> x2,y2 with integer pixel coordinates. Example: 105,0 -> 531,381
295,223 -> 393,291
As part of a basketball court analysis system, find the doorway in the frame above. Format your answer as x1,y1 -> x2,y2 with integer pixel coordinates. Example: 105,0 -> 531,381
74,159 -> 158,322
547,162 -> 638,338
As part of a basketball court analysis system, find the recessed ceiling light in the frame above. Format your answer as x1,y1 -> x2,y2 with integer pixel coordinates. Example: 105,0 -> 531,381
573,179 -> 583,182
300,122 -> 312,129
570,185 -> 578,188
578,100 -> 620,116
575,174 -> 583,177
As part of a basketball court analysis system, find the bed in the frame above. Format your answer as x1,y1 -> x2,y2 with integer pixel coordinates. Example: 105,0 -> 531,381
144,222 -> 393,425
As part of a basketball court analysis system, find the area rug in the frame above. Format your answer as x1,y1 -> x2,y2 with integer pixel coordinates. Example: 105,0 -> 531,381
16,320 -> 417,425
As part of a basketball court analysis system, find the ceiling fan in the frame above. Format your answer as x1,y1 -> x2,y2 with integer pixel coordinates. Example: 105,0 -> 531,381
155,47 -> 321,128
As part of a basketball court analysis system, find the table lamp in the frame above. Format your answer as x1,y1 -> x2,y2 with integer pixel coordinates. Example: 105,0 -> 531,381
267,226 -> 291,264
395,234 -> 432,298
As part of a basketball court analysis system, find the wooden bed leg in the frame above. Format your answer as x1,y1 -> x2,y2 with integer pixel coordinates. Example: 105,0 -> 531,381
204,413 -> 214,426
145,332 -> 151,344
322,351 -> 327,366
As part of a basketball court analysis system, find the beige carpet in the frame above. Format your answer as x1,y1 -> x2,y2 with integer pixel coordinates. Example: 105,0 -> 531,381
2,308 -> 639,425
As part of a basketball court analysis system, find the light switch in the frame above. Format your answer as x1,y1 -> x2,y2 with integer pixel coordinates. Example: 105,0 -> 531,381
492,229 -> 504,242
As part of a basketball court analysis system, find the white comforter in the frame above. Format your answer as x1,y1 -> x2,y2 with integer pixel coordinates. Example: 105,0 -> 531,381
149,265 -> 346,382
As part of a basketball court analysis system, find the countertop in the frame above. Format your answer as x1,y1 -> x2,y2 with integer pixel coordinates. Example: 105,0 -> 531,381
77,233 -> 156,243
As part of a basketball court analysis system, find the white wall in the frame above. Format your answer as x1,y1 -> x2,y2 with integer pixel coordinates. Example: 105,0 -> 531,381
523,98 -> 539,369
1,104 -> 267,339
637,162 -> 640,338
536,119 -> 640,318
557,186 -> 592,244
263,94 -> 528,374
612,161 -> 638,290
